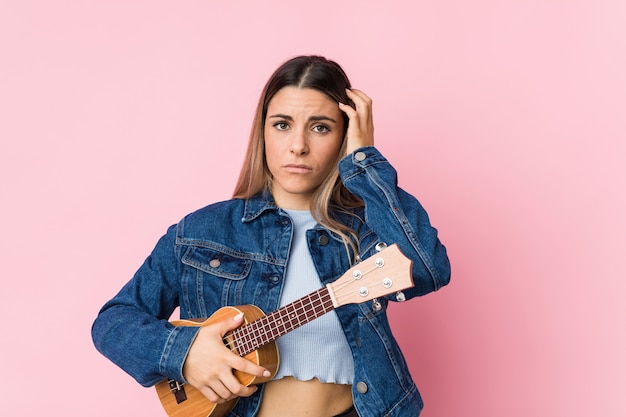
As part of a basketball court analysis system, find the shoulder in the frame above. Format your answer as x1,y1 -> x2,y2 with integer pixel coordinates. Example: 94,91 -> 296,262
187,198 -> 245,219
177,198 -> 246,238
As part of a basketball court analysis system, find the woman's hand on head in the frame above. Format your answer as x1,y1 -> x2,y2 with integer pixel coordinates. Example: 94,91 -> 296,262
182,313 -> 271,404
339,89 -> 374,156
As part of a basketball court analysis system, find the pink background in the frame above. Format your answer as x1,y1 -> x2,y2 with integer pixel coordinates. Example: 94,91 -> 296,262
1,1 -> 625,416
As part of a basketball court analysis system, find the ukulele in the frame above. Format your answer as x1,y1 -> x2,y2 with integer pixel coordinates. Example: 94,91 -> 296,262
155,243 -> 413,417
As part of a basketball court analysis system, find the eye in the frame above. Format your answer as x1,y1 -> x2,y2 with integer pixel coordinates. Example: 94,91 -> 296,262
312,124 -> 330,134
273,122 -> 290,131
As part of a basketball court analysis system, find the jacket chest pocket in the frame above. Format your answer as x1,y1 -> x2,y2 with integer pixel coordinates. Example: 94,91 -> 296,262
182,246 -> 252,280
181,246 -> 253,314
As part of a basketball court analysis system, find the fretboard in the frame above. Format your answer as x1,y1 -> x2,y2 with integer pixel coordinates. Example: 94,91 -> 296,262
230,286 -> 335,356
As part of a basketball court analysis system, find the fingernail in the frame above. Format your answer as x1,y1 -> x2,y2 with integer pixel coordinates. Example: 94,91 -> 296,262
263,370 -> 271,377
234,313 -> 244,321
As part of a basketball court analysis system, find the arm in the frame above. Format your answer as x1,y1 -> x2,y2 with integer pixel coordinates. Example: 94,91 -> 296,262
91,225 -> 199,386
338,90 -> 451,297
91,223 -> 268,403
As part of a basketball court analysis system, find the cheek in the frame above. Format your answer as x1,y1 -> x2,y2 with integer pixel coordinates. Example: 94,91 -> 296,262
263,137 -> 281,172
332,132 -> 345,154
319,139 -> 343,169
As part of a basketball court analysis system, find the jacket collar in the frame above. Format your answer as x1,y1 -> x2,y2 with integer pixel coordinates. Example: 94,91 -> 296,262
242,191 -> 363,229
242,191 -> 279,222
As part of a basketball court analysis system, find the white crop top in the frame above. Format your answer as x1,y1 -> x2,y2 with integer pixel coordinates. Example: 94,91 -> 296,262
273,210 -> 354,384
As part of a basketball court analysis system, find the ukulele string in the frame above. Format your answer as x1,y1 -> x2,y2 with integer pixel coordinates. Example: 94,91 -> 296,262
222,263 -> 385,352
221,291 -> 335,356
332,263 -> 380,297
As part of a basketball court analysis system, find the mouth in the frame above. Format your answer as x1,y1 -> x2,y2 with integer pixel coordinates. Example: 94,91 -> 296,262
284,163 -> 313,173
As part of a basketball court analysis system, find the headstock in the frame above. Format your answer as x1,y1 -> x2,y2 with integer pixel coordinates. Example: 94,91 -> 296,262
327,244 -> 414,307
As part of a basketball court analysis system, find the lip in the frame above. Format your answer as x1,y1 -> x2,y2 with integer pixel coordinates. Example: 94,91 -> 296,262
284,163 -> 313,173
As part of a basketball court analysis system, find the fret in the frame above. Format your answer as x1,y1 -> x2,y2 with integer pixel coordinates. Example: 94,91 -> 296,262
293,299 -> 303,329
233,287 -> 333,356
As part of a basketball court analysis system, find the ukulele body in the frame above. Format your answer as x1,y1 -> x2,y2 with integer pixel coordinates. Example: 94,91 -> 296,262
155,305 -> 279,417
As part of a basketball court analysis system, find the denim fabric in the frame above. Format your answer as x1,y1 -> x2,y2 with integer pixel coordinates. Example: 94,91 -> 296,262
92,147 -> 451,417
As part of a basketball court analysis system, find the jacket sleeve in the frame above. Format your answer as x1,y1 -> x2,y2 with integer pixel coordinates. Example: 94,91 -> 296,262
91,224 -> 200,387
339,146 -> 451,297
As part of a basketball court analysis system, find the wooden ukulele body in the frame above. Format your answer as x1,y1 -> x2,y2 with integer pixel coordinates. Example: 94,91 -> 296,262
155,305 -> 279,417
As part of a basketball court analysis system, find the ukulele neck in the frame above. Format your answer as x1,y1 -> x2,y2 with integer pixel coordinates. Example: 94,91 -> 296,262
230,286 -> 334,356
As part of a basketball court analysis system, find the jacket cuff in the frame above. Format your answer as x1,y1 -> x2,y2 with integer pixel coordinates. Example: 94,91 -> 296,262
339,146 -> 389,179
159,325 -> 202,383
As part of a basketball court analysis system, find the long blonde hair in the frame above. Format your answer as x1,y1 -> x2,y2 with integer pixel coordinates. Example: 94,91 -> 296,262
233,56 -> 363,261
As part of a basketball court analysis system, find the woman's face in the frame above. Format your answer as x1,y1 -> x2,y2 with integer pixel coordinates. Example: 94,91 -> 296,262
264,86 -> 345,210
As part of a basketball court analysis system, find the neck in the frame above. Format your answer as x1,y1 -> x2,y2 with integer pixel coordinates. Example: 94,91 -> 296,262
272,193 -> 312,211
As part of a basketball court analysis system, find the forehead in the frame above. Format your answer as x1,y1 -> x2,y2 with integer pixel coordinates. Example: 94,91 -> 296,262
267,87 -> 339,114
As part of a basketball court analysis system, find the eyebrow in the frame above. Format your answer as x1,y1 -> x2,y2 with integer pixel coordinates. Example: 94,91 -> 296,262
267,114 -> 338,123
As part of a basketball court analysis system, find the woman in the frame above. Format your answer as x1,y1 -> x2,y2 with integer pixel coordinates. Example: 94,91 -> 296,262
92,55 -> 451,417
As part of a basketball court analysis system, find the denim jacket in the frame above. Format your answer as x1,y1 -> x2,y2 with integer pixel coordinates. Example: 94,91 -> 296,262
92,147 -> 451,417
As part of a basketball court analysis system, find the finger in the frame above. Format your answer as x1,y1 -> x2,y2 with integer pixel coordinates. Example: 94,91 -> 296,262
198,383 -> 232,404
346,88 -> 372,107
338,101 -> 357,120
193,365 -> 256,404
219,313 -> 271,377
340,89 -> 374,150
345,89 -> 373,118
346,89 -> 373,129
221,373 -> 260,398
213,311 -> 245,337
229,354 -> 272,378
236,385 -> 259,398
342,92 -> 371,140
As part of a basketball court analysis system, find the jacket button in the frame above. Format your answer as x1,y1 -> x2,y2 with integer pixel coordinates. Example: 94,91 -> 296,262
270,276 -> 280,283
354,151 -> 366,161
318,234 -> 329,246
209,259 -> 221,268
356,381 -> 368,393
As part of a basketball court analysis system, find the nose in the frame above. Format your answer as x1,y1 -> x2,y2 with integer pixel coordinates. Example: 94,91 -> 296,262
290,130 -> 309,155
